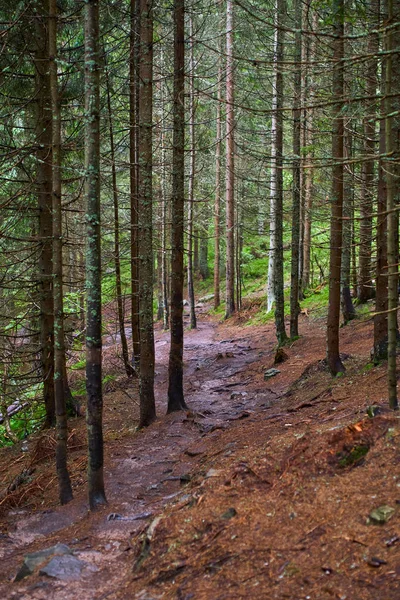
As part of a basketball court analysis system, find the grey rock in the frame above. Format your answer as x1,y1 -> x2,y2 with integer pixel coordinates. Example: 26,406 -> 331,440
368,505 -> 395,524
15,543 -> 71,581
264,368 -> 281,380
39,555 -> 87,581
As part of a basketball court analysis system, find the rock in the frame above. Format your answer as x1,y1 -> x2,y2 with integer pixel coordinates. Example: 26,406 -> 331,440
15,543 -> 72,581
185,443 -> 207,457
205,469 -> 222,478
264,368 -> 280,380
39,555 -> 89,581
183,300 -> 189,306
367,556 -> 388,568
368,505 -> 395,524
221,507 -> 237,520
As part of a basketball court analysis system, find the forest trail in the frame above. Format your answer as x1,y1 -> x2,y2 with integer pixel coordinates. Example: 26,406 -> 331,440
1,306 -> 400,600
0,305 -> 285,599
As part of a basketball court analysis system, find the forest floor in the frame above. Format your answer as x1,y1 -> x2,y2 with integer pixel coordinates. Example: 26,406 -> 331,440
0,299 -> 399,599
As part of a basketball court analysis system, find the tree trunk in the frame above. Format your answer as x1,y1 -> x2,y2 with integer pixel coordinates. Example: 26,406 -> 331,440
33,0 -> 55,428
290,0 -> 302,339
168,0 -> 188,413
49,0 -> 73,506
341,130 -> 356,323
385,0 -> 399,409
214,8 -> 223,310
105,62 -> 135,378
138,0 -> 156,426
225,0 -> 235,318
327,0 -> 345,375
84,0 -> 107,509
130,0 -> 140,368
358,0 -> 379,303
187,15 -> 197,330
267,3 -> 279,314
274,0 -> 288,346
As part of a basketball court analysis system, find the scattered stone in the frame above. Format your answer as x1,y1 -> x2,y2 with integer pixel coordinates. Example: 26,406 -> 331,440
367,557 -> 388,568
205,469 -> 222,478
264,368 -> 280,380
368,505 -> 395,524
385,535 -> 399,547
15,543 -> 71,581
185,443 -> 207,457
221,507 -> 237,520
39,555 -> 88,581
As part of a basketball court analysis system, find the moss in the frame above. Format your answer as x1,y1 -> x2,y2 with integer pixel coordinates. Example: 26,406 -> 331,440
337,444 -> 369,468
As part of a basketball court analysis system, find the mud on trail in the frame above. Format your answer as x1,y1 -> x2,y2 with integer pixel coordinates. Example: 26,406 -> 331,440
0,306 -> 400,600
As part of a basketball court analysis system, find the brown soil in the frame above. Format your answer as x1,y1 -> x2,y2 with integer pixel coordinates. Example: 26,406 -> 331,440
0,305 -> 399,600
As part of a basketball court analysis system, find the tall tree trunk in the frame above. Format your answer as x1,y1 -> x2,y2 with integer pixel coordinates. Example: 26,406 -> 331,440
274,0 -> 288,346
138,0 -> 156,426
302,8 -> 317,291
213,45 -> 223,310
385,0 -> 399,409
225,0 -> 235,318
290,0 -> 302,339
130,0 -> 140,368
358,0 -> 379,303
267,3 -> 279,313
105,63 -> 134,378
49,0 -> 73,506
327,0 -> 345,375
187,16 -> 197,330
33,0 -> 55,428
84,0 -> 106,509
341,129 -> 356,323
168,0 -> 188,413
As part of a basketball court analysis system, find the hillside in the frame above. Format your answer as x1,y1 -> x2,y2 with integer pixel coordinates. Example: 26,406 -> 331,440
0,302 -> 399,600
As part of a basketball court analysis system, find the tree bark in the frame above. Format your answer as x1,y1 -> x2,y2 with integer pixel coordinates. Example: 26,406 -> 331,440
213,42 -> 223,310
274,0 -> 288,347
105,62 -> 135,378
138,0 -> 156,426
358,0 -> 379,303
168,0 -> 187,413
33,0 -> 55,428
84,0 -> 106,509
187,15 -> 197,330
130,0 -> 140,368
225,0 -> 235,318
290,0 -> 302,339
49,0 -> 73,506
385,0 -> 399,409
327,0 -> 345,375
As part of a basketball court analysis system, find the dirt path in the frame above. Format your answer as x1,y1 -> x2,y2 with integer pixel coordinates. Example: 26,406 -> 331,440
0,308 -> 282,599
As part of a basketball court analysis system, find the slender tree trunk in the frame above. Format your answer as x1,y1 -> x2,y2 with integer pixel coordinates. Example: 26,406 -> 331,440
274,0 -> 288,346
385,0 -> 398,409
161,127 -> 169,330
290,0 -> 302,339
302,9 -> 317,291
168,0 -> 188,413
267,5 -> 278,313
373,99 -> 388,360
33,0 -> 55,428
187,16 -> 197,329
138,0 -> 156,426
130,0 -> 140,368
358,0 -> 379,303
327,0 -> 345,375
341,129 -> 356,323
225,0 -> 235,318
105,63 -> 135,378
49,0 -> 73,506
84,0 -> 106,509
213,46 -> 223,310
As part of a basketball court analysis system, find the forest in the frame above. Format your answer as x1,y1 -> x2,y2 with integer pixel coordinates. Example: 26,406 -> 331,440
0,0 -> 399,598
